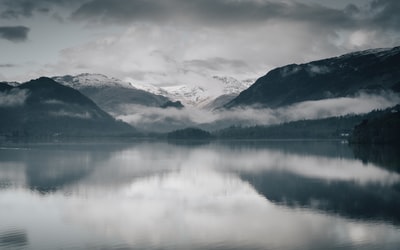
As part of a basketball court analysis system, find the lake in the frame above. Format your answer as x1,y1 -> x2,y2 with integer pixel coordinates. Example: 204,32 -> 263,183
1,140 -> 400,250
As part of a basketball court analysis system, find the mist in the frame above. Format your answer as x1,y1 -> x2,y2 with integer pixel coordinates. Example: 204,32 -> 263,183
0,89 -> 28,107
116,91 -> 400,132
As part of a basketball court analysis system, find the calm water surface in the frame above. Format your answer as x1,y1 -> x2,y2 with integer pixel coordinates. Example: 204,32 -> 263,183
0,140 -> 399,250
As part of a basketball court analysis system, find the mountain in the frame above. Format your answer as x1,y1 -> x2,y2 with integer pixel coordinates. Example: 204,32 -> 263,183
201,76 -> 253,110
129,75 -> 253,107
0,77 -> 134,137
202,93 -> 237,110
52,73 -> 171,115
226,46 -> 400,108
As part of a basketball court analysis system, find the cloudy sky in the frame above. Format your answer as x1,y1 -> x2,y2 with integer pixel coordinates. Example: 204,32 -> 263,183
0,0 -> 399,86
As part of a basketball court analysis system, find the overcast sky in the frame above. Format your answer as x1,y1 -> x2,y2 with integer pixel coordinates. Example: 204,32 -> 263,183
0,0 -> 399,86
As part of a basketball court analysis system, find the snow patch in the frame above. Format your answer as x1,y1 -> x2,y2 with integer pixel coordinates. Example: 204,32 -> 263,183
53,73 -> 133,89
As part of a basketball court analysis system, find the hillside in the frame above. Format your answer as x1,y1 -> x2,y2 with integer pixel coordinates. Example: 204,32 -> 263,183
226,46 -> 400,108
0,77 -> 135,137
53,74 -> 171,115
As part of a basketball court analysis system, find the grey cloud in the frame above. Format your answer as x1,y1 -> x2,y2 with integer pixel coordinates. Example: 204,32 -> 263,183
71,0 -> 356,28
369,0 -> 400,30
0,26 -> 30,42
1,0 -> 399,33
69,0 -> 400,33
184,58 -> 249,72
0,0 -> 84,19
0,63 -> 17,67
0,0 -> 35,19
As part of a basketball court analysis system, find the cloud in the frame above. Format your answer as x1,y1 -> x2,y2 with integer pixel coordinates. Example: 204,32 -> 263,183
2,0 -> 398,34
43,21 -> 347,86
0,26 -> 29,42
183,58 -> 250,73
50,110 -> 92,119
369,0 -> 400,30
0,89 -> 29,107
3,0 -> 399,85
0,63 -> 17,68
0,0 -> 84,19
275,91 -> 400,121
115,91 -> 400,132
69,0 -> 400,33
71,0 -> 355,28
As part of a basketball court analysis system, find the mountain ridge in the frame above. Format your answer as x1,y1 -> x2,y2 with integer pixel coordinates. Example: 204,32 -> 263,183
52,74 -> 171,115
0,77 -> 135,137
225,46 -> 400,108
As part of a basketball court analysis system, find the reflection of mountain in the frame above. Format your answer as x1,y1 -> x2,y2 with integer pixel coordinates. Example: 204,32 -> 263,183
0,230 -> 28,249
218,140 -> 355,160
241,170 -> 400,224
351,144 -> 400,173
0,144 -> 132,193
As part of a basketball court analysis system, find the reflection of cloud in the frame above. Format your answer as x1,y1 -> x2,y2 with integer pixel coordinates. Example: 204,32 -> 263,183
2,170 -> 400,249
0,162 -> 26,189
1,142 -> 400,249
124,168 -> 259,204
205,146 -> 400,185
65,142 -> 400,190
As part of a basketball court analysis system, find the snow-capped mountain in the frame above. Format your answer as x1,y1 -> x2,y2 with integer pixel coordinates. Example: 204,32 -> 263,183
162,85 -> 212,106
130,75 -> 254,107
212,76 -> 253,95
52,74 -> 171,115
53,73 -> 133,89
53,73 -> 254,108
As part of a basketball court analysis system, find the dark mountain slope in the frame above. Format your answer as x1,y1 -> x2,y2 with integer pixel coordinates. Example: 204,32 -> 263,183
226,46 -> 400,108
0,77 -> 134,137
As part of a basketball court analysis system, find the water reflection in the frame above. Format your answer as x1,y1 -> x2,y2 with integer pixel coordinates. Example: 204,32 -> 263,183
0,230 -> 28,249
351,144 -> 400,173
0,141 -> 400,250
0,143 -> 131,192
241,171 -> 400,224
